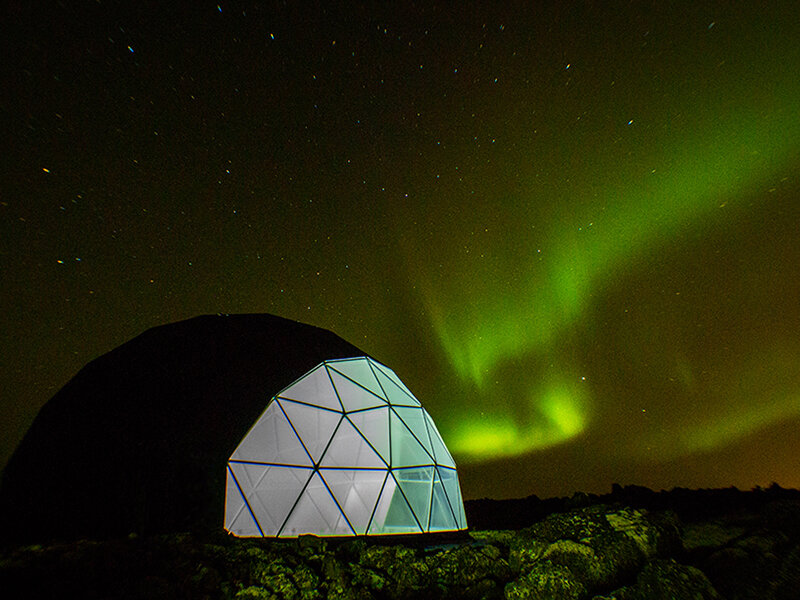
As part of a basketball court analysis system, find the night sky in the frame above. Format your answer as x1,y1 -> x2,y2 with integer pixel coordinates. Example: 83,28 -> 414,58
2,1 -> 800,500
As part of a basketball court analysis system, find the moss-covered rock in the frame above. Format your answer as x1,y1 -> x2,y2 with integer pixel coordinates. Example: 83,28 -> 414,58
350,544 -> 421,596
236,586 -> 278,599
2,500 -> 797,600
541,538 -> 626,590
520,505 -> 612,543
506,535 -> 548,572
683,521 -> 748,561
620,558 -> 721,600
518,505 -> 679,559
605,507 -> 682,558
426,543 -> 510,598
505,561 -> 588,600
776,544 -> 800,600
470,530 -> 518,548
347,540 -> 509,599
505,505 -> 681,596
701,530 -> 788,599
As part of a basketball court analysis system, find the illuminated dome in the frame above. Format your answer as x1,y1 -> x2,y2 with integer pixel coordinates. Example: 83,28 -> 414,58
224,356 -> 467,537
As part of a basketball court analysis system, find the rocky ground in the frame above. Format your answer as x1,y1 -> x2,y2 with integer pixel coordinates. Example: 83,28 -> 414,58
2,489 -> 800,599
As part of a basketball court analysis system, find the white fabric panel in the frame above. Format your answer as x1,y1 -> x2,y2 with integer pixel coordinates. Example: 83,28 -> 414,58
279,365 -> 342,411
390,409 -> 434,467
227,500 -> 262,536
368,473 -> 420,534
423,410 -> 456,468
327,358 -> 384,398
224,467 -> 249,533
394,467 -> 434,531
456,481 -> 468,529
320,417 -> 384,468
367,472 -> 394,534
429,474 -> 458,531
321,469 -> 387,535
279,399 -> 341,463
329,369 -> 387,412
281,471 -> 353,536
230,401 -> 312,466
372,362 -> 420,404
439,467 -> 467,529
347,407 -> 390,465
237,461 -> 270,489
394,407 -> 435,458
374,368 -> 420,407
226,464 -> 266,536
231,463 -> 312,536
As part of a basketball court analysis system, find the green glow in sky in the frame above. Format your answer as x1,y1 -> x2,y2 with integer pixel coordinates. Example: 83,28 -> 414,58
621,345 -> 800,460
450,379 -> 589,461
432,102 -> 799,388
422,68 -> 800,462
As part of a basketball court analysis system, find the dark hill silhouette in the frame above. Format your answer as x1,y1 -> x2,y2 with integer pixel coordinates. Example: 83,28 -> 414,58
0,314 -> 369,544
464,482 -> 800,530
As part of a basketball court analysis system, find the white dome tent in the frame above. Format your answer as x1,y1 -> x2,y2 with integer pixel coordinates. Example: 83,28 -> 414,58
224,356 -> 467,537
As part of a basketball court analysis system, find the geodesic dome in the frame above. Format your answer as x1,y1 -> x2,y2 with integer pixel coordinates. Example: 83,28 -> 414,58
224,356 -> 467,537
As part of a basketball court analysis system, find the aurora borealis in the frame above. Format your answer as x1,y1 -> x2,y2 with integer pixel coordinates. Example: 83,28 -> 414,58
2,2 -> 799,500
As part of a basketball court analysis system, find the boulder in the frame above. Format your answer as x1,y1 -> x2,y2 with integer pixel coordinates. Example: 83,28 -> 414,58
351,541 -> 510,599
508,505 -> 682,595
505,561 -> 587,600
612,558 -> 722,600
776,544 -> 800,600
700,530 -> 788,599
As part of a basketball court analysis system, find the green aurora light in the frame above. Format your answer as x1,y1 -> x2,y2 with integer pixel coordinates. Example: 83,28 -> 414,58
416,67 -> 800,463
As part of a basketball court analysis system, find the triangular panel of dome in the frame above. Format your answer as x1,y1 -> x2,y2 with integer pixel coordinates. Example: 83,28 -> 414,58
368,473 -> 422,534
438,467 -> 466,529
229,462 -> 312,536
389,408 -> 434,467
279,399 -> 341,463
429,473 -> 458,531
374,368 -> 420,407
280,471 -> 353,536
423,410 -> 456,468
226,493 -> 262,536
225,467 -> 254,535
372,361 -> 420,405
455,487 -> 468,529
319,417 -> 385,468
279,365 -> 342,411
346,407 -> 390,465
327,358 -> 385,398
394,466 -> 434,532
394,406 -> 435,458
329,369 -> 387,412
321,468 -> 387,535
230,401 -> 312,466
